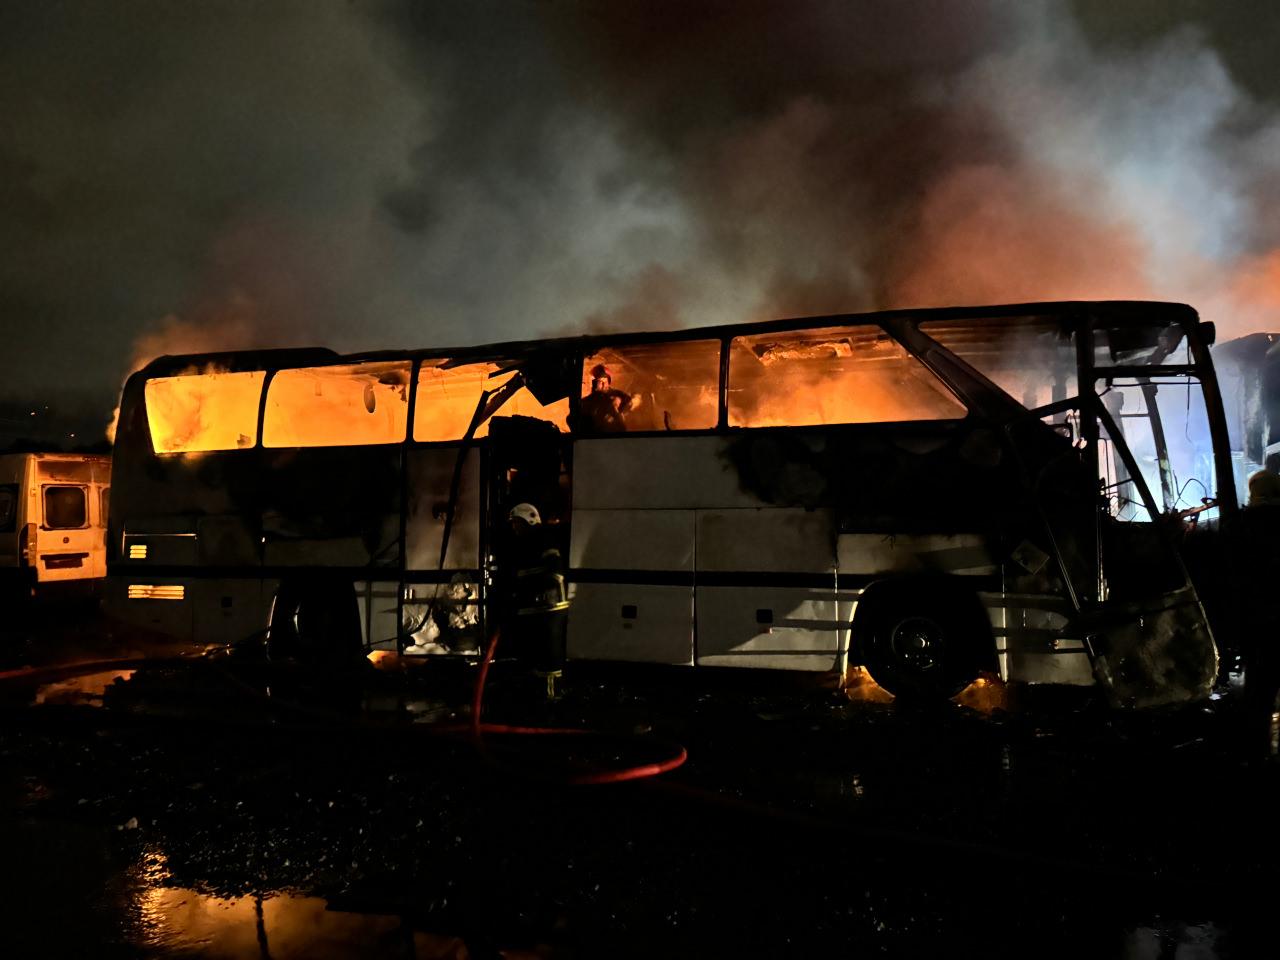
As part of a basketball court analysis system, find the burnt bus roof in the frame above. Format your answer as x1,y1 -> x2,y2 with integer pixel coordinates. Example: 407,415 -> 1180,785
1214,331 -> 1280,369
136,299 -> 1202,378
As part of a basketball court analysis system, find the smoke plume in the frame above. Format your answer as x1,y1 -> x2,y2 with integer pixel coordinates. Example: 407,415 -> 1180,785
5,0 -> 1280,431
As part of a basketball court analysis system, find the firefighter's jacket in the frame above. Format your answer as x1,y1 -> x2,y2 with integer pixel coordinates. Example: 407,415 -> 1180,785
505,531 -> 569,617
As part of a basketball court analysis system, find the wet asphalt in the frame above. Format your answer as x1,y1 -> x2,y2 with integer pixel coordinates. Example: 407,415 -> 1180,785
0,603 -> 1276,958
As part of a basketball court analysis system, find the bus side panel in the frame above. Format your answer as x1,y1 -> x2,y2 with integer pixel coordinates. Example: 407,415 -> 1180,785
105,576 -> 195,641
571,437 -> 722,665
191,578 -> 269,646
568,507 -> 694,664
694,508 -> 839,671
572,436 -> 760,510
261,448 -> 402,569
995,596 -> 1093,686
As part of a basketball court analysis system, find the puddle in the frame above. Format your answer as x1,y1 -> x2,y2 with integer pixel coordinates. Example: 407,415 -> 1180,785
129,848 -> 534,959
136,887 -> 415,959
33,669 -> 135,706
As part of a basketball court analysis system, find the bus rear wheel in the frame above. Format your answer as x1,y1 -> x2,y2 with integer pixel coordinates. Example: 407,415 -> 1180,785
268,579 -> 363,666
856,582 -> 990,701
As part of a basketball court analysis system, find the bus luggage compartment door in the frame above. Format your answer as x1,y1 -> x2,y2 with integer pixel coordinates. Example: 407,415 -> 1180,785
694,508 -> 840,671
567,508 -> 694,665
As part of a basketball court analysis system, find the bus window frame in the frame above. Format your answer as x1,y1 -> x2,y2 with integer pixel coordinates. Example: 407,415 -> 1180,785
132,312 -> 1233,494
144,369 -> 269,456
260,359 -> 415,449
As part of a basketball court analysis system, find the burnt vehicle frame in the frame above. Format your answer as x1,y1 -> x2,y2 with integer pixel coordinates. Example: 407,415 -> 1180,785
106,300 -> 1233,707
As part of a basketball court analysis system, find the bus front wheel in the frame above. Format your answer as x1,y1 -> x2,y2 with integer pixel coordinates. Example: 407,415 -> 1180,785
268,580 -> 363,666
856,582 -> 991,701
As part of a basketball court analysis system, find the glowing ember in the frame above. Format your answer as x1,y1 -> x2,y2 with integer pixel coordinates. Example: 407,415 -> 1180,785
841,666 -> 895,703
366,650 -> 400,670
953,673 -> 1009,714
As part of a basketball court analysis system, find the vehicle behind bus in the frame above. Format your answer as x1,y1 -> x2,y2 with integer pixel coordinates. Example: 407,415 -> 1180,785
0,452 -> 111,598
105,302 -> 1233,708
1213,332 -> 1280,489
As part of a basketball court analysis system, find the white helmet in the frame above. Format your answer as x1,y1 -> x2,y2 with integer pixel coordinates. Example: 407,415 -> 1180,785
508,502 -> 541,525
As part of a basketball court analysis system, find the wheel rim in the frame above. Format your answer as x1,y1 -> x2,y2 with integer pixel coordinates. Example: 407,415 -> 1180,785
888,615 -> 945,673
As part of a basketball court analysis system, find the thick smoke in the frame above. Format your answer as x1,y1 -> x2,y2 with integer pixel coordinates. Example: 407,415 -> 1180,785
515,0 -> 1280,326
5,0 -> 1280,433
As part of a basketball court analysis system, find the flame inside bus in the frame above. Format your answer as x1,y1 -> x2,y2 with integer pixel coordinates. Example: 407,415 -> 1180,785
143,360 -> 570,455
144,369 -> 265,454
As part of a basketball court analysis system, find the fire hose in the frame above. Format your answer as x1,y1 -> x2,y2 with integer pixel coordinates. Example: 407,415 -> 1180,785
1,652 -> 1164,878
0,635 -> 688,786
467,627 -> 688,785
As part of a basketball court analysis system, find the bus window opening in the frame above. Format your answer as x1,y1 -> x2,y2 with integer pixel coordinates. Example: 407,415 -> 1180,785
144,369 -> 266,454
1099,377 -> 1218,522
576,340 -> 719,434
263,361 -> 412,448
414,361 -> 569,442
920,316 -> 1078,412
728,325 -> 966,428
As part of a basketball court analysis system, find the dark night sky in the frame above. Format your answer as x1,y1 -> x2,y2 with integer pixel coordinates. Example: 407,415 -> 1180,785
3,0 -> 1280,443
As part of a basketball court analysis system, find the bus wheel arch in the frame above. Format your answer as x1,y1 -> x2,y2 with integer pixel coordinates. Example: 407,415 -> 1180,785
267,578 -> 363,665
851,577 -> 996,701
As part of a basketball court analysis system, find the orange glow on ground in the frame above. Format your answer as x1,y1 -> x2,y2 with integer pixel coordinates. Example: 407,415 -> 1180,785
33,669 -> 135,705
953,673 -> 1009,714
841,668 -> 1010,711
841,666 -> 896,703
366,650 -> 401,670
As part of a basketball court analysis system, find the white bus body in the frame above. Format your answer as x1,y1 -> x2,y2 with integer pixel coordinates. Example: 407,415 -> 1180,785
104,303 -> 1233,706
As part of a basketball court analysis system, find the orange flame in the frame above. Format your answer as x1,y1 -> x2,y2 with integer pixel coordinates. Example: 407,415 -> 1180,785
144,367 -> 264,454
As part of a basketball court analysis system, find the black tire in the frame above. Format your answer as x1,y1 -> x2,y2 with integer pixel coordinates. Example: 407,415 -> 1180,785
856,580 -> 993,701
268,579 -> 363,666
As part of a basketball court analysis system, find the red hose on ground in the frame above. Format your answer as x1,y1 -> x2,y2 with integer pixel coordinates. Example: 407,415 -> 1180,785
469,628 -> 688,785
2,636 -> 686,785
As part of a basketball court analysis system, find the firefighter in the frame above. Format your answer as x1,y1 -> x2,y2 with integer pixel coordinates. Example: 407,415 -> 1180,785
501,502 -> 569,698
1235,468 -> 1280,761
577,364 -> 635,433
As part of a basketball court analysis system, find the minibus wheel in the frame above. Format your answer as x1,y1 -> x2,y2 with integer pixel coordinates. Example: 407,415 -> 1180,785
268,580 -> 362,666
855,581 -> 991,701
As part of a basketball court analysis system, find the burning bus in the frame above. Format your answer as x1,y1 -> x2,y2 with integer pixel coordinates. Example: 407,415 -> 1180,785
0,452 -> 112,596
105,301 -> 1235,707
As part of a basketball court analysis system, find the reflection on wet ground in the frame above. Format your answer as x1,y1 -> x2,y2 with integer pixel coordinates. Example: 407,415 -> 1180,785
0,624 -> 1275,957
33,669 -> 135,706
137,884 -> 417,960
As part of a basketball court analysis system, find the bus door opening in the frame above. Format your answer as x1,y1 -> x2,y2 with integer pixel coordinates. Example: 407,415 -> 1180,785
484,415 -> 572,616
